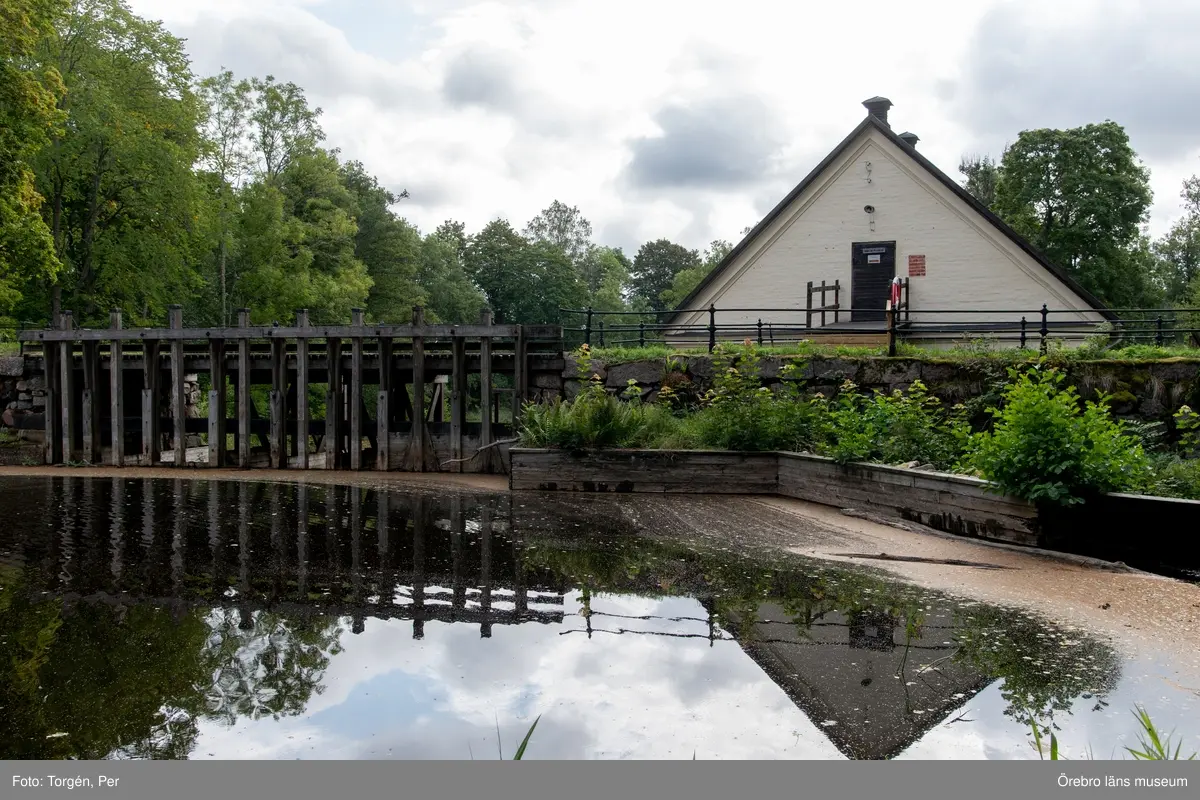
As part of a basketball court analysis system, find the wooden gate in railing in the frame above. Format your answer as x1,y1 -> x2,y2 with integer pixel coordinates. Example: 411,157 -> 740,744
19,306 -> 563,472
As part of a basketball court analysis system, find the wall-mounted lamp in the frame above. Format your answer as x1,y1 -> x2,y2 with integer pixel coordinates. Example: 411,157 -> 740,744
864,204 -> 876,231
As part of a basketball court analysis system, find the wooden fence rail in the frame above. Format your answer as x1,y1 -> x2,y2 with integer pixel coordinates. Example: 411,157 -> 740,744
19,305 -> 563,472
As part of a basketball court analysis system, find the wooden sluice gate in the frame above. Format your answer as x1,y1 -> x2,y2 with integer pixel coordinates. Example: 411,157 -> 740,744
19,306 -> 564,471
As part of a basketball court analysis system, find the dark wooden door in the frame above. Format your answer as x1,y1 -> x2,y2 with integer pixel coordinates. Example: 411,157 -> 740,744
851,241 -> 896,322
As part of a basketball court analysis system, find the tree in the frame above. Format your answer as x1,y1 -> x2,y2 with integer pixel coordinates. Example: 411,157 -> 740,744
1154,175 -> 1200,305
629,238 -> 699,312
0,0 -> 65,316
464,219 -> 585,323
249,75 -> 323,182
29,0 -> 210,324
959,154 -> 999,210
339,160 -> 424,323
418,232 -> 485,323
197,68 -> 253,324
577,245 -> 631,312
661,239 -> 730,309
992,122 -> 1154,306
523,200 -> 593,265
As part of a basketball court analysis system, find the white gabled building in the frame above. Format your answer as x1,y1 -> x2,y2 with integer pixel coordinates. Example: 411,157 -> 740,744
665,97 -> 1112,348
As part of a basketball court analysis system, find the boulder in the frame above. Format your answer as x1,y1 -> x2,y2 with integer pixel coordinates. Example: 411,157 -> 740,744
606,360 -> 665,388
0,356 -> 24,377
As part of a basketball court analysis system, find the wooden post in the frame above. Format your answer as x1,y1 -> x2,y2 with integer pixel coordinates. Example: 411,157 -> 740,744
886,300 -> 897,357
325,337 -> 342,469
60,311 -> 76,462
412,494 -> 425,640
478,308 -> 496,472
208,336 -> 226,468
480,501 -> 492,639
141,336 -> 159,465
511,325 -> 526,426
349,308 -> 364,470
450,336 -> 465,473
296,310 -> 310,469
376,333 -> 392,471
236,309 -> 251,468
169,306 -> 186,467
43,331 -> 61,465
409,306 -> 426,472
81,340 -> 100,463
269,335 -> 286,469
109,310 -> 124,466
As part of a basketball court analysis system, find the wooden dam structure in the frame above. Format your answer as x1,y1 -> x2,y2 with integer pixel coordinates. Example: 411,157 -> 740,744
19,306 -> 564,472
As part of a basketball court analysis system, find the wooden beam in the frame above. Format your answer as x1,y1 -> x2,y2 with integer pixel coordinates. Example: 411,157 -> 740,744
169,305 -> 185,467
141,337 -> 159,465
408,306 -> 427,472
81,340 -> 100,463
450,336 -> 465,473
349,308 -> 364,470
23,322 -> 560,342
376,334 -> 392,472
109,310 -> 124,467
325,337 -> 342,470
269,336 -> 286,469
237,309 -> 251,468
60,311 -> 76,462
478,308 -> 495,472
208,337 -> 226,468
43,319 -> 62,465
512,324 -> 526,425
296,310 -> 310,469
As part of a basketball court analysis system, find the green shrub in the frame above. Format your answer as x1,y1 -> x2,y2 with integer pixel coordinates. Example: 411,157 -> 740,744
1145,455 -> 1200,500
685,344 -> 817,452
810,379 -> 972,468
518,346 -> 681,449
966,365 -> 1153,506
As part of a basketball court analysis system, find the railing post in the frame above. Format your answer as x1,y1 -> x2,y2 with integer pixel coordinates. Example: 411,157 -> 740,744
598,320 -> 605,348
1019,316 -> 1027,349
584,307 -> 593,347
806,281 -> 814,329
639,321 -> 645,348
886,301 -> 897,357
1156,315 -> 1164,346
757,319 -> 763,346
707,305 -> 716,353
1039,304 -> 1049,353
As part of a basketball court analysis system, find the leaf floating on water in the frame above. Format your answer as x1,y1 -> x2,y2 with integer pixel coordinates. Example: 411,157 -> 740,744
46,732 -> 69,739
820,720 -> 837,727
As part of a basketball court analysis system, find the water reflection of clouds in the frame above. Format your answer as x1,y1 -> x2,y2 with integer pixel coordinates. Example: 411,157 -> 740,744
191,593 -> 844,760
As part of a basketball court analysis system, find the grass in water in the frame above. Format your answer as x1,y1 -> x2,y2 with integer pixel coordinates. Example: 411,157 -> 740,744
1031,706 -> 1196,760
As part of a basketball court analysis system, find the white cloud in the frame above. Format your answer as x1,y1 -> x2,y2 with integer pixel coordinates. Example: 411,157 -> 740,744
128,0 -> 1197,254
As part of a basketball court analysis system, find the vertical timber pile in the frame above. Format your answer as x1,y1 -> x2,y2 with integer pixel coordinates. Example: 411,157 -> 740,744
350,308 -> 364,470
208,330 -> 227,469
236,309 -> 251,468
296,309 -> 310,470
109,310 -> 124,466
170,305 -> 186,467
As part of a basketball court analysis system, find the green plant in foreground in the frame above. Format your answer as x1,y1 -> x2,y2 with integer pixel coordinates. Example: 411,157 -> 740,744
1031,706 -> 1196,760
968,365 -> 1153,506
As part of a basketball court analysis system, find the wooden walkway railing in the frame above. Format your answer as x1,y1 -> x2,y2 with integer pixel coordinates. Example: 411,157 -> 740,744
19,306 -> 563,471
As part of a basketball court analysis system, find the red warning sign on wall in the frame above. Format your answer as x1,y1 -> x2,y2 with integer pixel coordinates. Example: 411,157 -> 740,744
908,254 -> 926,277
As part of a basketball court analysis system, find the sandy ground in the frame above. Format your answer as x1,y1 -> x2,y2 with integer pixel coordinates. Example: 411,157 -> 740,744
3,465 -> 1198,668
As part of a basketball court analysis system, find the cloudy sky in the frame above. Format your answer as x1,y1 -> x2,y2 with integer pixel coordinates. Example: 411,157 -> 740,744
127,0 -> 1200,254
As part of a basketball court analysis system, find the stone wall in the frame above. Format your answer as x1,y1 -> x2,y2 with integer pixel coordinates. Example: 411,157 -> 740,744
560,354 -> 1200,424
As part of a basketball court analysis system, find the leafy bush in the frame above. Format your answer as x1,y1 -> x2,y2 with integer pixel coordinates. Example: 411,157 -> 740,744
966,365 -> 1153,506
519,346 -> 681,449
811,379 -> 971,468
684,344 -> 817,452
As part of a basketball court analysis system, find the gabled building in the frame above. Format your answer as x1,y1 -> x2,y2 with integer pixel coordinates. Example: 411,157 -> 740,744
665,98 -> 1112,347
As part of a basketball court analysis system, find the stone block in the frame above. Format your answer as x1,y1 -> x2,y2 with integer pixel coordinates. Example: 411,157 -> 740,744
606,360 -> 665,388
0,356 -> 24,377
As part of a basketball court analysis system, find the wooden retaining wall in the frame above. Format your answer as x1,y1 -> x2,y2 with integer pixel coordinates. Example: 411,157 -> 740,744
19,306 -> 564,472
509,448 -> 1040,547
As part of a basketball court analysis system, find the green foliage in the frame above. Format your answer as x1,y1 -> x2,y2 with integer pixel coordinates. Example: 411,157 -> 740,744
992,122 -> 1156,307
629,238 -> 700,312
967,366 -> 1153,505
660,239 -> 730,309
684,344 -> 815,452
1126,706 -> 1197,760
465,219 -> 586,324
811,379 -> 971,469
519,346 -> 682,449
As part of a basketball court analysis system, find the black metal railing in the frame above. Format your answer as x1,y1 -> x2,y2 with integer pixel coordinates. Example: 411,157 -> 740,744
560,304 -> 1200,354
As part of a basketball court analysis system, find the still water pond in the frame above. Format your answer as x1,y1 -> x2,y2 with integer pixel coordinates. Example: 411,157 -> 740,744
0,477 -> 1195,760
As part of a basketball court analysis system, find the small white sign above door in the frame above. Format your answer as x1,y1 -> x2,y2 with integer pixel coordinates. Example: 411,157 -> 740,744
867,254 -> 881,264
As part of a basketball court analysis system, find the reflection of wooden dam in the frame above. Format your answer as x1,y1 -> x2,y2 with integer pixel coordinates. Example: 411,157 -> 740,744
20,307 -> 562,471
17,477 -> 569,639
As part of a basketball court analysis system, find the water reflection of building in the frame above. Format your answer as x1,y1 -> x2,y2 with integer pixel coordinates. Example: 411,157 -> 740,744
3,477 -> 569,638
713,600 -> 992,760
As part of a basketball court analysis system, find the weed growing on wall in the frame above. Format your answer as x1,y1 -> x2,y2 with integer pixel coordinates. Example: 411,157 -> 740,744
967,366 -> 1153,506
